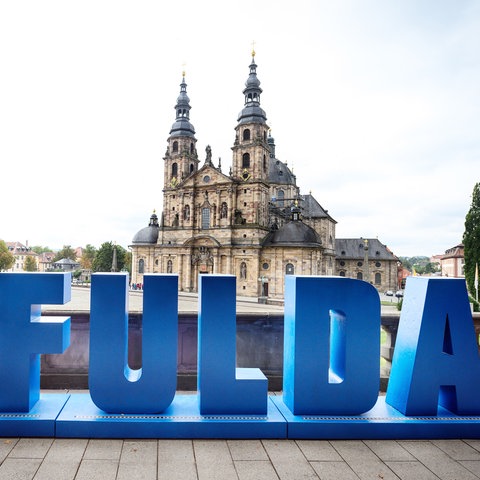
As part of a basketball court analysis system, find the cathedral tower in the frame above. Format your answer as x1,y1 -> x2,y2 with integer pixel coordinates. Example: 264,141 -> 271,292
163,73 -> 199,190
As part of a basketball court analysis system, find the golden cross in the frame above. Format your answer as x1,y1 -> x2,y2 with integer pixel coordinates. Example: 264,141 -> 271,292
251,40 -> 256,58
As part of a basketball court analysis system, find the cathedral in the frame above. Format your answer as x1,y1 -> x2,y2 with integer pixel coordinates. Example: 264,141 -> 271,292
130,52 -> 399,300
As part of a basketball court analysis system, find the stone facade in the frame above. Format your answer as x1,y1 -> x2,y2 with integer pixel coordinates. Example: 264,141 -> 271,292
131,53 -> 399,299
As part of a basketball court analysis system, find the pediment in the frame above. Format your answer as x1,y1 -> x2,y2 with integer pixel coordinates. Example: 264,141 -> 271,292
180,165 -> 232,188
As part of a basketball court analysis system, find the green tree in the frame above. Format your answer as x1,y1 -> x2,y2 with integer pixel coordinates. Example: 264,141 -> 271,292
92,242 -> 127,272
31,246 -> 52,254
0,240 -> 15,271
463,182 -> 480,297
80,244 -> 97,270
23,256 -> 37,271
53,245 -> 77,262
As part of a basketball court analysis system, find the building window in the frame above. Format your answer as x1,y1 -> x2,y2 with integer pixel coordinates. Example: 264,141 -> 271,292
339,260 -> 345,267
139,259 -> 145,274
277,189 -> 285,207
242,153 -> 250,168
375,262 -> 381,267
190,163 -> 194,173
172,162 -> 178,177
172,141 -> 178,153
286,263 -> 294,275
339,271 -> 346,277
201,208 -> 210,229
167,259 -> 173,274
357,272 -> 363,280
375,272 -> 381,284
262,262 -> 269,270
190,143 -> 194,154
357,261 -> 363,267
243,129 -> 250,141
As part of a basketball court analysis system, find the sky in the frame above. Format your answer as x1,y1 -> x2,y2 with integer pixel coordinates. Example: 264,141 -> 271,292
1,0 -> 479,258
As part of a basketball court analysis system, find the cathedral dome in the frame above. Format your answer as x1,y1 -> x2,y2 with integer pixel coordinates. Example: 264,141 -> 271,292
263,220 -> 322,247
132,212 -> 160,244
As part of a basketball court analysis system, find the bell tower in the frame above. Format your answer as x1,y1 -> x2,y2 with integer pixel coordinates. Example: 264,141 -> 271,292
163,72 -> 199,189
231,50 -> 270,183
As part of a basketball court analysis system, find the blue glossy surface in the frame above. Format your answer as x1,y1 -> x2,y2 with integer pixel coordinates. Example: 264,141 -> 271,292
89,273 -> 178,413
0,273 -> 71,411
386,277 -> 480,416
283,276 -> 380,415
197,275 -> 268,415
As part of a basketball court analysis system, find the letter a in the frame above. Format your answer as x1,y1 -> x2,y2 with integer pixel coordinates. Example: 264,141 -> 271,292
386,277 -> 480,416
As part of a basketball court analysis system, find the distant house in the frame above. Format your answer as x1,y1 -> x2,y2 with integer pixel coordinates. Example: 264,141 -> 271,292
5,241 -> 38,272
438,244 -> 464,278
53,258 -> 80,272
38,252 -> 56,272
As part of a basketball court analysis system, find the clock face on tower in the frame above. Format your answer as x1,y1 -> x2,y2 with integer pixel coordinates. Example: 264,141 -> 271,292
170,177 -> 178,187
242,168 -> 251,181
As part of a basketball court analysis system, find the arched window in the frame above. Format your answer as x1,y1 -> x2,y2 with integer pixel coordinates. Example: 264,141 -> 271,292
243,129 -> 250,141
285,263 -> 294,275
375,272 -> 381,284
339,271 -> 346,277
183,204 -> 190,220
240,262 -> 247,279
242,153 -> 250,168
172,162 -> 178,177
357,272 -> 363,280
172,141 -> 178,153
201,208 -> 210,229
190,163 -> 194,173
190,143 -> 194,154
138,259 -> 145,274
167,259 -> 173,274
277,189 -> 285,207
263,155 -> 267,172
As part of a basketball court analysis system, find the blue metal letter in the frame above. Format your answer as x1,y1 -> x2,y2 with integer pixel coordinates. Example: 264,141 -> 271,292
89,273 -> 178,413
283,276 -> 380,415
198,275 -> 268,414
0,273 -> 71,411
386,277 -> 480,416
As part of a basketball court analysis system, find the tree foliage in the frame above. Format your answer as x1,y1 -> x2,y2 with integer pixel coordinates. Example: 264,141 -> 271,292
23,256 -> 37,271
92,242 -> 127,272
0,240 -> 15,271
31,246 -> 52,254
463,182 -> 480,297
80,244 -> 97,270
53,245 -> 77,262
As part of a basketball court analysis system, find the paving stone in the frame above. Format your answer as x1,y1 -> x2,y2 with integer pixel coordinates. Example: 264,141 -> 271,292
32,439 -> 87,480
9,439 -> 53,459
262,440 -> 318,479
432,440 -> 480,460
75,459 -> 118,480
194,440 -> 238,480
310,461 -> 360,480
363,440 -> 416,462
296,440 -> 343,461
385,461 -> 439,480
459,460 -> 480,477
83,439 -> 123,460
117,440 -> 157,480
157,439 -> 197,480
399,440 -> 478,480
228,440 -> 269,461
234,460 -> 280,480
0,439 -> 18,463
0,458 -> 41,480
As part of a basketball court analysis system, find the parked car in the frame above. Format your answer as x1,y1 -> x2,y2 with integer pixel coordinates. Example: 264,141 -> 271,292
385,290 -> 394,296
395,290 -> 404,298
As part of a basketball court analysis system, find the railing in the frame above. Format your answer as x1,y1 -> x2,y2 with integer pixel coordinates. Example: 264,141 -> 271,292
40,311 -> 480,392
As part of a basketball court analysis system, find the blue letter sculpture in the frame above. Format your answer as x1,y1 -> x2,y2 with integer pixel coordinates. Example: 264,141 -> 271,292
197,275 -> 268,414
0,273 -> 71,411
283,276 -> 380,415
386,277 -> 480,416
89,273 -> 178,413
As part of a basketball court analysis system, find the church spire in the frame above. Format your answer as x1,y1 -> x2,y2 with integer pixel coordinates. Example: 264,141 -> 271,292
169,71 -> 196,138
237,51 -> 267,126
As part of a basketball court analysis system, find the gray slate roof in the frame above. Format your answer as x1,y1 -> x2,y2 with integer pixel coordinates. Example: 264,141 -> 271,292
335,238 -> 397,260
